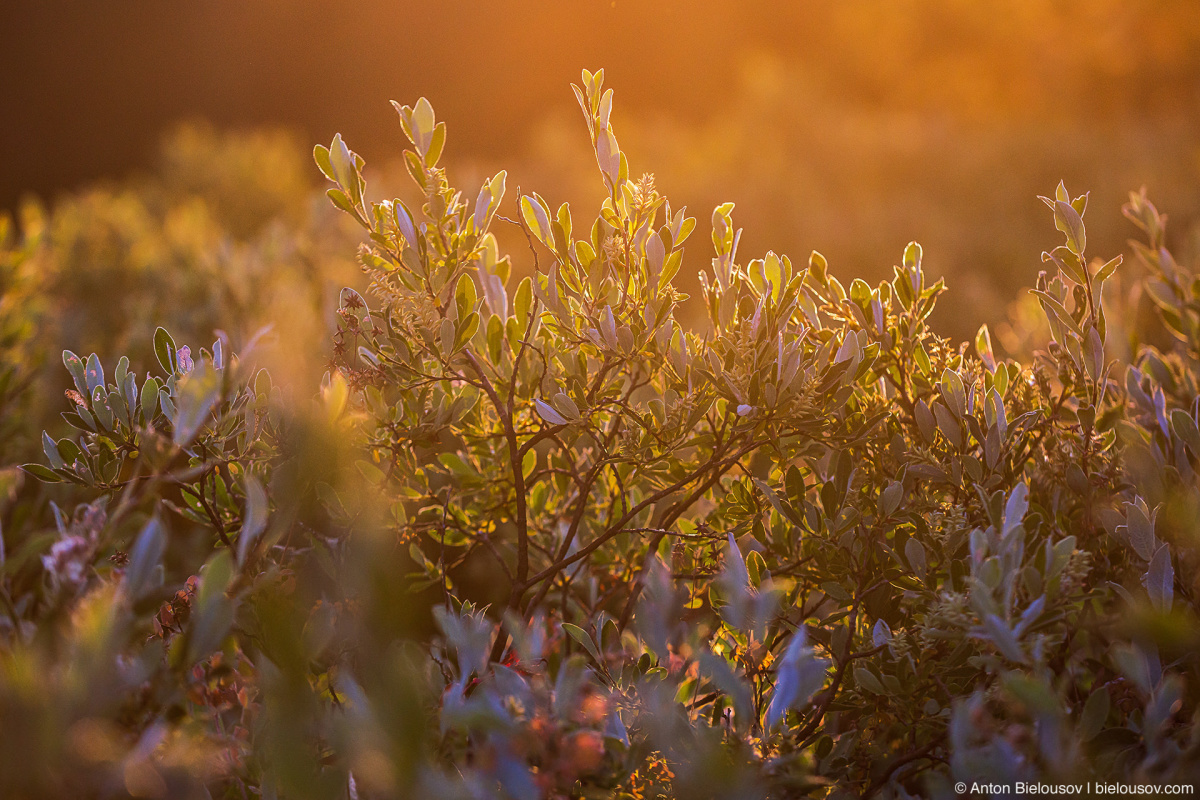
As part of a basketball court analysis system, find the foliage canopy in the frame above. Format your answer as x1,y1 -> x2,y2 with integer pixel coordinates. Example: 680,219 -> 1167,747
2,71 -> 1200,799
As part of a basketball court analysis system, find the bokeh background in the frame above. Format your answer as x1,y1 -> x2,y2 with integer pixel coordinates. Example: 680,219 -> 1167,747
3,0 -> 1200,415
5,5 -> 1200,794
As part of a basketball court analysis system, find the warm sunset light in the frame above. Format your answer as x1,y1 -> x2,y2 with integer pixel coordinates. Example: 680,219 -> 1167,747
2,3 -> 1199,798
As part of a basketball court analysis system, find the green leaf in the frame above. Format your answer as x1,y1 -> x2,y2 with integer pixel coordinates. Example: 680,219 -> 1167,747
1071,191 -> 1088,216
914,399 -> 936,444
109,386 -> 131,430
486,313 -> 504,363
328,133 -> 357,192
63,350 -> 89,398
521,195 -> 554,250
1122,501 -> 1158,562
453,312 -> 480,350
21,463 -> 63,483
56,438 -> 82,466
515,276 -> 533,321
84,353 -> 105,396
1031,289 -> 1083,340
326,188 -> 358,218
1084,326 -> 1104,381
751,477 -> 799,528
595,306 -> 617,349
995,362 -> 1011,396
534,399 -> 569,426
551,392 -> 581,421
913,343 -> 931,376
91,386 -> 114,431
392,199 -> 418,245
660,250 -> 684,292
1094,254 -> 1122,283
254,368 -> 272,400
903,241 -> 922,270
849,277 -> 872,311
425,121 -> 446,167
905,538 -> 927,580
454,274 -> 478,320
412,97 -> 436,153
1171,409 -> 1200,455
880,481 -> 903,517
1053,199 -> 1086,256
745,549 -> 768,587
141,376 -> 160,422
809,250 -> 829,284
986,388 -> 1007,440
154,328 -> 177,375
853,664 -> 887,695
42,431 -> 64,470
1079,688 -> 1110,742
313,144 -> 335,182
975,323 -> 995,371
562,623 -> 603,665
939,369 -> 966,418
1043,246 -> 1087,286
595,129 -> 621,185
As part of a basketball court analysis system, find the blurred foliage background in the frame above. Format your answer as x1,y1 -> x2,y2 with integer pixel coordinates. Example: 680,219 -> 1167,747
3,3 -> 1200,796
3,0 -> 1200,346
0,125 -> 364,466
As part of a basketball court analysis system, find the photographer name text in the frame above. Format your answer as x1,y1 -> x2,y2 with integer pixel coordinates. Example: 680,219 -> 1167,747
958,782 -> 1195,796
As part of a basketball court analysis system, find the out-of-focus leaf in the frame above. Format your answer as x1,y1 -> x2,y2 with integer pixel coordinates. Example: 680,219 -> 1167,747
1170,409 -> 1200,455
1144,544 -> 1174,611
765,628 -> 829,729
237,475 -> 269,567
173,361 -> 221,445
125,516 -> 165,601
186,550 -> 235,666
980,614 -> 1026,664
1079,688 -> 1110,742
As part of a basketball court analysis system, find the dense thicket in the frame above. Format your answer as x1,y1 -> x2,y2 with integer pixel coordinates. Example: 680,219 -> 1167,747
2,72 -> 1200,799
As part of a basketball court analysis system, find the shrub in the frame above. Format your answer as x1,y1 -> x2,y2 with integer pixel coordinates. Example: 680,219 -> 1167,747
3,124 -> 362,464
3,70 -> 1200,799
